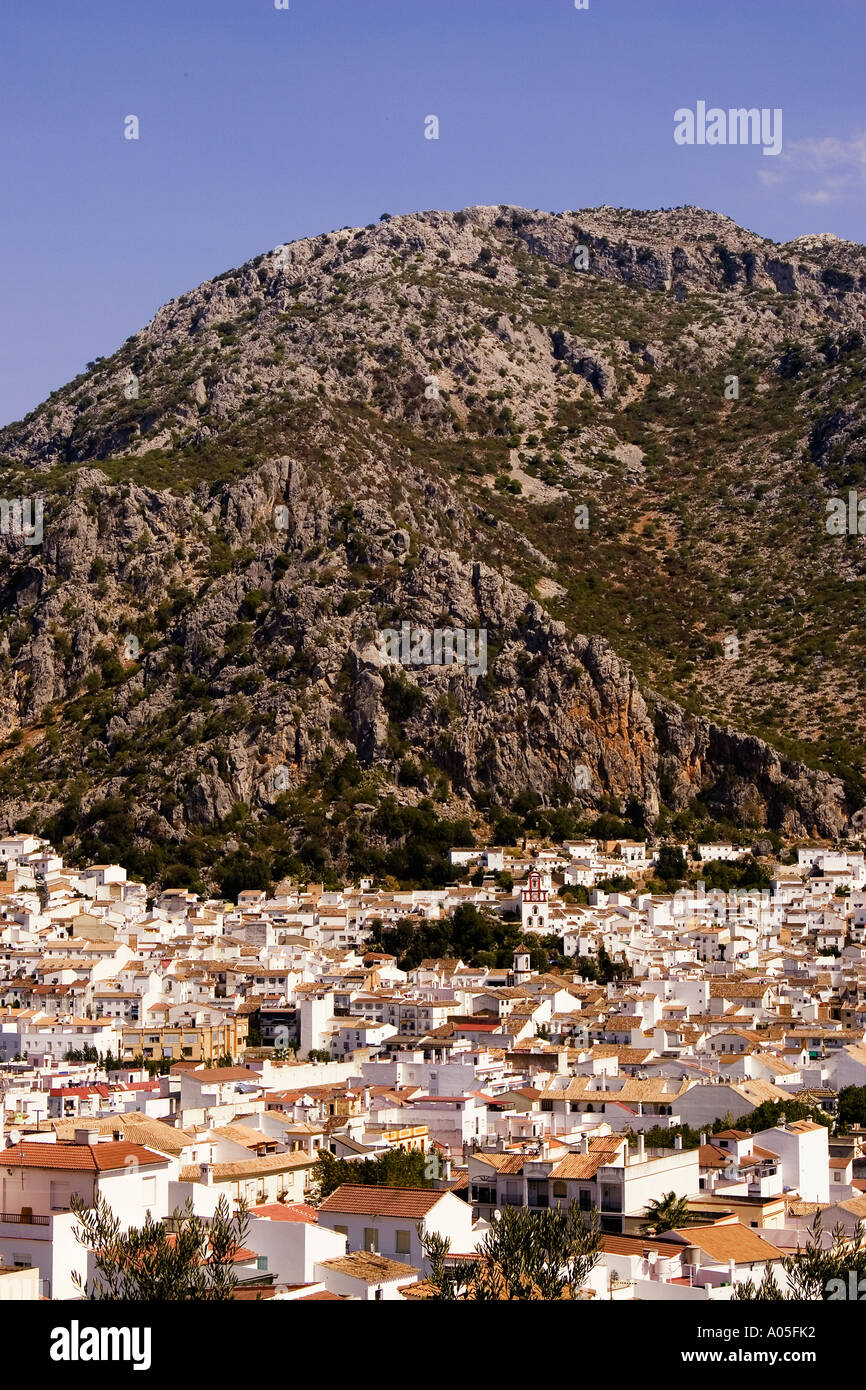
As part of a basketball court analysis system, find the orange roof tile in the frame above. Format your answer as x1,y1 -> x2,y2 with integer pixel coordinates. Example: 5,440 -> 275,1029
2,1140 -> 169,1172
318,1184 -> 446,1218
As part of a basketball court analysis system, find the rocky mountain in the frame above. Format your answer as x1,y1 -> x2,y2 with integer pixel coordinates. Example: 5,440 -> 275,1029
0,203 -> 863,887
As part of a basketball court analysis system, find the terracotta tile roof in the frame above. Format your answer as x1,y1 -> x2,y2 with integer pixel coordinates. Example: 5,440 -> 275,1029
181,1067 -> 263,1084
698,1143 -> 731,1168
590,1045 -> 655,1062
601,1233 -> 684,1257
318,1251 -> 419,1284
472,1153 -> 526,1175
318,1184 -> 446,1218
2,1140 -> 169,1171
51,1114 -> 194,1156
670,1222 -> 783,1264
548,1154 -> 610,1180
250,1203 -> 319,1223
400,1279 -> 436,1299
178,1152 -> 314,1182
209,1123 -> 274,1149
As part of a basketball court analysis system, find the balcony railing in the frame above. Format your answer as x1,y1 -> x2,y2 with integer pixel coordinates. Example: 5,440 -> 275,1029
0,1212 -> 50,1225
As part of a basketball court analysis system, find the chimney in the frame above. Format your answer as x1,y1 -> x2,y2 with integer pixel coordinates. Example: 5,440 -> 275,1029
74,1127 -> 98,1147
199,1162 -> 214,1186
699,1131 -> 707,1147
637,1133 -> 646,1162
674,1134 -> 683,1151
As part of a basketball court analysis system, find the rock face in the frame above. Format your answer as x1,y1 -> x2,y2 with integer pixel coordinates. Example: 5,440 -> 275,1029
0,202 -> 862,870
551,331 -> 617,399
654,699 -> 848,840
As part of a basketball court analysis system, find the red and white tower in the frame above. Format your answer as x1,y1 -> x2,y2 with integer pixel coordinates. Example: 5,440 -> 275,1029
521,870 -> 549,933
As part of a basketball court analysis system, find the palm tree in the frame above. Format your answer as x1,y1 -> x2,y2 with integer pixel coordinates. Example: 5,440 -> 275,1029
641,1191 -> 701,1235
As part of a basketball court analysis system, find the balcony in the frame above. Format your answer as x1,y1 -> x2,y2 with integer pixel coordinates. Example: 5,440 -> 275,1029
0,1212 -> 53,1243
0,1212 -> 50,1226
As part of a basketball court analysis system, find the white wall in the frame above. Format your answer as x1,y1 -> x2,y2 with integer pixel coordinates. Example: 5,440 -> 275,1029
246,1216 -> 346,1284
0,1211 -> 87,1300
622,1150 -> 701,1215
318,1190 -> 477,1273
754,1125 -> 829,1204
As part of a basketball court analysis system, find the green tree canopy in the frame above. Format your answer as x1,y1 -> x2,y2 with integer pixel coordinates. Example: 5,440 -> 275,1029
313,1147 -> 435,1200
421,1202 -> 601,1300
70,1193 -> 250,1300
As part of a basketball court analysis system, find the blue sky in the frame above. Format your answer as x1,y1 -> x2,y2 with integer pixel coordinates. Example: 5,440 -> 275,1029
2,0 -> 865,427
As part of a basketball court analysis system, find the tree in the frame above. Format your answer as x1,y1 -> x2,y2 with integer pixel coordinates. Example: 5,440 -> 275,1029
641,1191 -> 701,1235
70,1193 -> 250,1300
595,945 -> 631,983
655,846 -> 686,885
837,1085 -> 866,1131
313,1147 -> 433,1201
741,1098 -> 831,1133
596,875 -> 636,893
421,1202 -> 601,1300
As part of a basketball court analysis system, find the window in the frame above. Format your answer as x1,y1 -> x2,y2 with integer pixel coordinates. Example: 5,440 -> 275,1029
541,1100 -> 553,1112
552,1181 -> 567,1199
395,1229 -> 411,1254
363,1227 -> 379,1252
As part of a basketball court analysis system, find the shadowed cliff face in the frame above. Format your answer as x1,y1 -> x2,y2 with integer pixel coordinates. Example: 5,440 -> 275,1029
0,204 -> 860,874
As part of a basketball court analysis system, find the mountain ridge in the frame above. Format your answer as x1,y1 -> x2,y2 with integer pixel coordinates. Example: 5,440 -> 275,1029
0,203 -> 863,886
